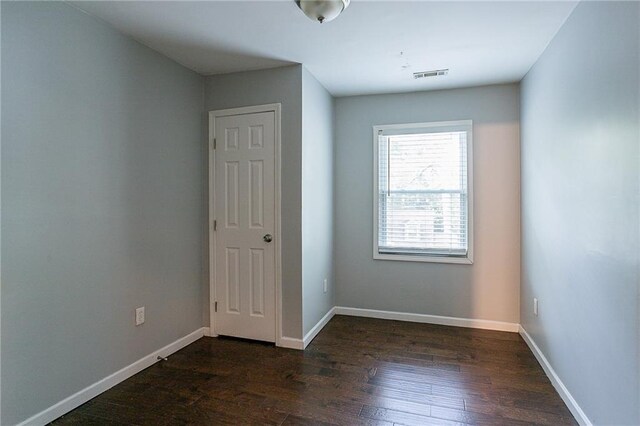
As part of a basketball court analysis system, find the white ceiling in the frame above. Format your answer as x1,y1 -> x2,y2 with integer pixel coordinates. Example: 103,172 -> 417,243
72,0 -> 578,96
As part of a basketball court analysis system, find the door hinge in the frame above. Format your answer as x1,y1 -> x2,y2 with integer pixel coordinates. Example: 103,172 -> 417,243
213,220 -> 217,231
212,138 -> 217,150
214,301 -> 218,312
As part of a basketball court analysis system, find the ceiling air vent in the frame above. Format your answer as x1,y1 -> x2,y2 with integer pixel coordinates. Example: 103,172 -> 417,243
413,69 -> 449,79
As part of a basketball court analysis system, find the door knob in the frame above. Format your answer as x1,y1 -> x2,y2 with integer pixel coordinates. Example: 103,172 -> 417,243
263,234 -> 273,243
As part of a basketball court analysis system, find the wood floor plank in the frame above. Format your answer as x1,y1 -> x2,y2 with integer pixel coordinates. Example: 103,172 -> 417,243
281,414 -> 335,426
360,405 -> 467,426
51,412 -> 131,426
51,315 -> 576,425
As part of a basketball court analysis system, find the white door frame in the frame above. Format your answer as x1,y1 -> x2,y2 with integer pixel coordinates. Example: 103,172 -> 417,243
208,103 -> 283,346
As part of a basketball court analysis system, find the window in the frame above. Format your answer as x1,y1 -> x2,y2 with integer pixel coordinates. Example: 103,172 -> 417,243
373,121 -> 473,264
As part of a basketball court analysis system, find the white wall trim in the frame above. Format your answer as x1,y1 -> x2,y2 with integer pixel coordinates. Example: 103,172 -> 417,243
271,307 -> 337,351
278,336 -> 304,350
334,306 -> 519,332
16,328 -> 207,426
202,327 -> 216,337
303,307 -> 335,349
519,326 -> 592,426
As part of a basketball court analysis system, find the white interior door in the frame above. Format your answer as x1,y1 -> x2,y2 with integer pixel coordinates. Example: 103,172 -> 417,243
213,110 -> 276,342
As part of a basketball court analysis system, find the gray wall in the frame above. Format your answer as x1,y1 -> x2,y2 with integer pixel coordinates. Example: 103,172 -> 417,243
520,2 -> 639,424
1,2 -> 205,424
301,67 -> 335,336
204,65 -> 304,339
0,2 -> 3,422
335,85 -> 521,323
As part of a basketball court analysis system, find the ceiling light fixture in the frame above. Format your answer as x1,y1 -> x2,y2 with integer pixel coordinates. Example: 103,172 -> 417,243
295,0 -> 350,24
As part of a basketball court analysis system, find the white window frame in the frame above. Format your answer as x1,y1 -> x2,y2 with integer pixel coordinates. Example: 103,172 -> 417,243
372,120 -> 474,265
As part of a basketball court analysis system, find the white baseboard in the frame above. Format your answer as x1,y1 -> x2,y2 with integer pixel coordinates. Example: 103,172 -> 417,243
334,306 -> 519,332
519,326 -> 592,426
270,307 -> 337,351
17,327 -> 207,426
202,327 -> 216,337
303,307 -> 335,349
278,336 -> 304,350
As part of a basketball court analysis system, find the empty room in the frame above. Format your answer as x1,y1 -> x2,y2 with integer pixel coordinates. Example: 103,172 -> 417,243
1,0 -> 639,425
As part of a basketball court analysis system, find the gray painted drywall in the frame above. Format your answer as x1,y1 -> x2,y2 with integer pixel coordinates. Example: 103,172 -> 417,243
335,85 -> 521,323
301,67 -> 335,337
1,2 -> 205,424
0,3 -> 3,422
520,2 -> 640,424
204,65 -> 304,339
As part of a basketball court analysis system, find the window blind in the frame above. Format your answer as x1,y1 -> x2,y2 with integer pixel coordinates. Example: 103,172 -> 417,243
377,127 -> 469,257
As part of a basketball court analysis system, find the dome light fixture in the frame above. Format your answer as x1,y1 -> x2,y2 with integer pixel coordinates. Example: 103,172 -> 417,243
295,0 -> 350,24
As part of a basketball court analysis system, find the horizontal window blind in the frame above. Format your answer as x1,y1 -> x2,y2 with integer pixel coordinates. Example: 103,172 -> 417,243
377,127 -> 469,257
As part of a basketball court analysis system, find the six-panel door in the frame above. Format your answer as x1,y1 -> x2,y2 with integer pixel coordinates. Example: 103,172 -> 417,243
214,111 -> 276,342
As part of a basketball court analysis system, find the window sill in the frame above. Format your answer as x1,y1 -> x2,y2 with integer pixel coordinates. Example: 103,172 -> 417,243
373,252 -> 473,265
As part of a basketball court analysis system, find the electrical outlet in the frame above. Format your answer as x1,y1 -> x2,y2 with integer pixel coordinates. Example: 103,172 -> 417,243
323,278 -> 328,293
533,298 -> 539,317
135,307 -> 145,326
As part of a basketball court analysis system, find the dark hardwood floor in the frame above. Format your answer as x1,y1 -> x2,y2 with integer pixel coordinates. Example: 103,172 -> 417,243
52,316 -> 577,425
